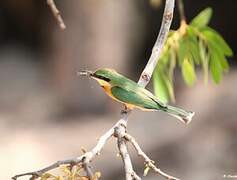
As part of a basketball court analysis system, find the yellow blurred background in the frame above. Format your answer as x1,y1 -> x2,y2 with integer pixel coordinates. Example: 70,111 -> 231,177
0,0 -> 236,179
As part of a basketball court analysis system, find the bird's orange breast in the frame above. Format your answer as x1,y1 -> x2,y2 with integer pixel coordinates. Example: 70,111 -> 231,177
94,78 -> 150,110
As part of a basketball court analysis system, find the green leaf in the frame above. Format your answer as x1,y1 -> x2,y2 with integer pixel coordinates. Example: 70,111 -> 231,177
202,27 -> 233,56
199,40 -> 209,84
181,58 -> 196,86
220,57 -> 229,72
190,7 -> 213,28
208,42 -> 230,72
153,70 -> 169,103
159,47 -> 170,67
210,53 -> 223,83
177,37 -> 188,66
185,27 -> 200,64
169,48 -> 176,78
164,76 -> 175,102
189,40 -> 201,65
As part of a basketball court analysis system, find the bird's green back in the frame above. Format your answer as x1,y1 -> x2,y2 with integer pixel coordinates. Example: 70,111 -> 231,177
94,68 -> 166,109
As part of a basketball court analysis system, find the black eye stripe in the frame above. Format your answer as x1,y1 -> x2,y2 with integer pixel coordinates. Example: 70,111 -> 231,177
93,74 -> 111,82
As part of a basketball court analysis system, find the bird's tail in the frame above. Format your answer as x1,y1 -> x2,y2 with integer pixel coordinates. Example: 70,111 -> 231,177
163,105 -> 195,124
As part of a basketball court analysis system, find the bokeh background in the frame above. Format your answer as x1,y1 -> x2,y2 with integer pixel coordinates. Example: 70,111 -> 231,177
1,0 -> 237,179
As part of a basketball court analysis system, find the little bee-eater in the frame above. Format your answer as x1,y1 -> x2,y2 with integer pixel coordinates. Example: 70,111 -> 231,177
79,68 -> 194,124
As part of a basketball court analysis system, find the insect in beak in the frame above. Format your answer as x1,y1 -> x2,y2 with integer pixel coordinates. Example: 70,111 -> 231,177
77,70 -> 93,77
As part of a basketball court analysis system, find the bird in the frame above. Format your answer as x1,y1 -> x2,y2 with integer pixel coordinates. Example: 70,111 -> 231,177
79,68 -> 194,124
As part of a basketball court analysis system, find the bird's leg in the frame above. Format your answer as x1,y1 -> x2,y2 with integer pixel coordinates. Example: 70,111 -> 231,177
121,104 -> 133,116
121,104 -> 130,114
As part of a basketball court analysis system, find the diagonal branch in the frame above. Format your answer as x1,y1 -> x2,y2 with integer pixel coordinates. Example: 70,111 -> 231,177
138,0 -> 175,87
124,133 -> 180,180
47,0 -> 66,30
114,112 -> 141,180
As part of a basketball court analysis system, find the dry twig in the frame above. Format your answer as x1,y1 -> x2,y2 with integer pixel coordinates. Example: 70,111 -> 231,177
124,133 -> 180,180
47,0 -> 66,30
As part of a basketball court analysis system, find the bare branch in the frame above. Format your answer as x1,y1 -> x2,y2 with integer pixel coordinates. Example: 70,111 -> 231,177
124,133 -> 180,180
114,112 -> 141,180
12,112 -> 129,180
12,158 -> 78,180
82,159 -> 94,180
138,0 -> 175,87
47,0 -> 66,30
12,123 -> 115,179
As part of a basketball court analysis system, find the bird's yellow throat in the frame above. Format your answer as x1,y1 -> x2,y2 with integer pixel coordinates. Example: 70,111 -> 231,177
93,77 -> 112,94
92,77 -> 136,110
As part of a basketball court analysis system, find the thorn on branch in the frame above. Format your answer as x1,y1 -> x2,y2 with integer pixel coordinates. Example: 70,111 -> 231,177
164,12 -> 173,22
141,73 -> 151,82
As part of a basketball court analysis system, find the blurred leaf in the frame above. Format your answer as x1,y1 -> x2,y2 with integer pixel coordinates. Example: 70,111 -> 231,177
153,7 -> 232,102
169,48 -> 176,78
208,43 -> 230,72
41,173 -> 56,180
177,38 -> 187,65
159,48 -> 170,66
143,166 -> 150,176
190,7 -> 212,28
181,58 -> 196,86
189,40 -> 200,65
153,70 -> 169,103
164,76 -> 175,102
186,28 -> 201,65
199,40 -> 209,84
202,27 -> 233,56
93,172 -> 101,180
220,57 -> 229,72
149,0 -> 162,8
210,53 -> 223,83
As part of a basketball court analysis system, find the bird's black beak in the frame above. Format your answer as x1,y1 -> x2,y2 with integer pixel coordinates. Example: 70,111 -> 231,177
77,70 -> 94,77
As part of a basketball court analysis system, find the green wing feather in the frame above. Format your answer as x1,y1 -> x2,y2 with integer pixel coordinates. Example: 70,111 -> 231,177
111,86 -> 159,109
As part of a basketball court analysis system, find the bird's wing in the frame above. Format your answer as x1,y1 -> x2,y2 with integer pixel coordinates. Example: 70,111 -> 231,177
112,75 -> 166,108
139,88 -> 167,107
111,86 -> 158,110
121,80 -> 167,108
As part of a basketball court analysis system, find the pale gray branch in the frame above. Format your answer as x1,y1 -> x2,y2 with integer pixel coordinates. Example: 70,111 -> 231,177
138,0 -> 175,87
114,113 -> 141,180
47,0 -> 66,30
82,159 -> 94,180
124,133 -> 180,180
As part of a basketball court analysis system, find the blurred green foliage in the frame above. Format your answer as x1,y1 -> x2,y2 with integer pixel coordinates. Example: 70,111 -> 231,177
153,8 -> 233,103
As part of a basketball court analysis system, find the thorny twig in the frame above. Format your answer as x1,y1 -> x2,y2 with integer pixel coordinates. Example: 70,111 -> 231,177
47,0 -> 66,30
12,0 -> 177,179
